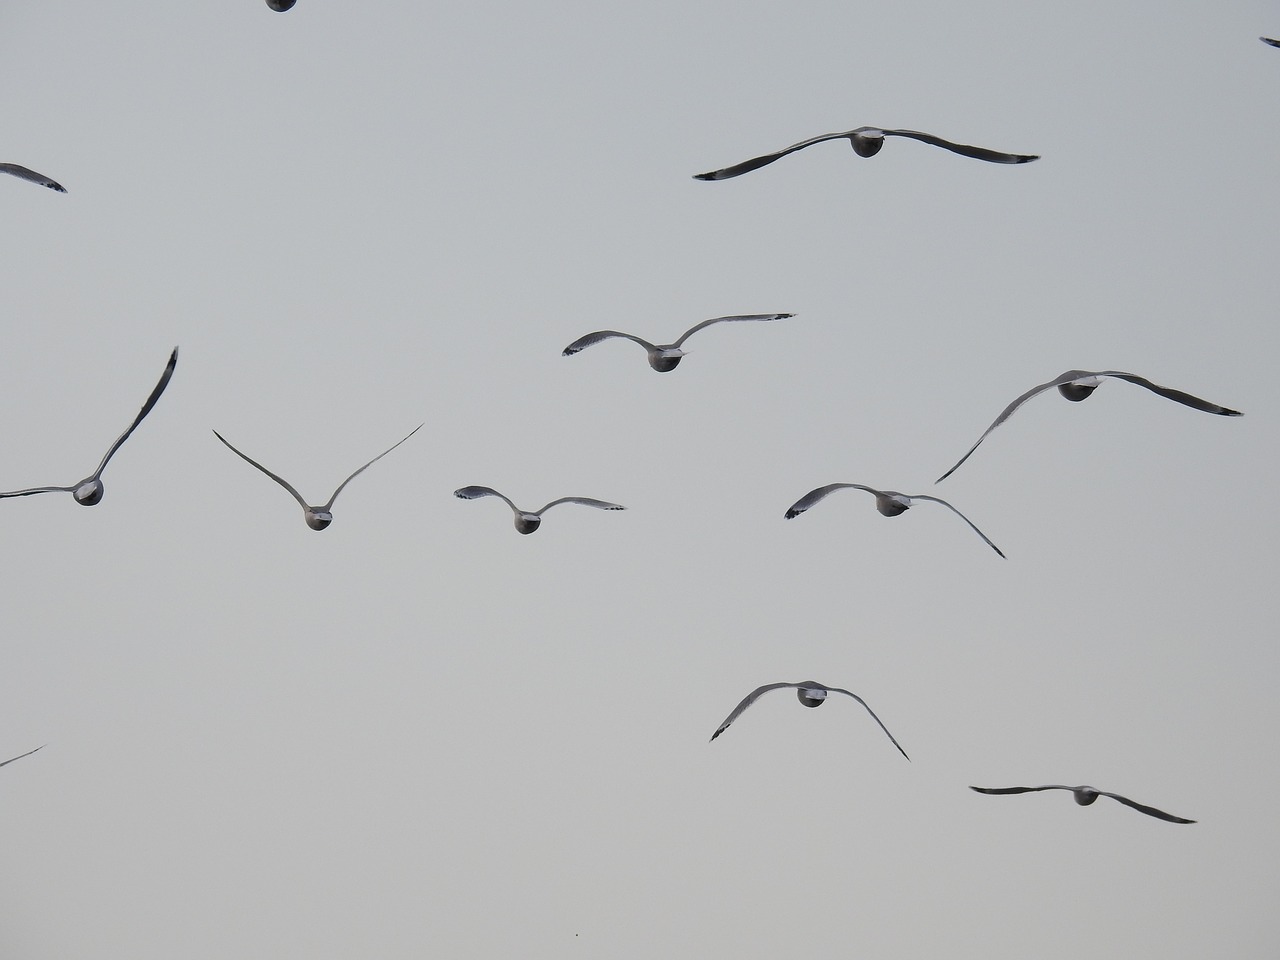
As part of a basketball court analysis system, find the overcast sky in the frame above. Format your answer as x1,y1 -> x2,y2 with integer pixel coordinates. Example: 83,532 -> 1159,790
1,2 -> 1276,958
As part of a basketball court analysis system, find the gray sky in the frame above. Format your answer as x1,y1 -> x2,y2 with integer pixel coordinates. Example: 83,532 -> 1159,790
2,1 -> 1276,957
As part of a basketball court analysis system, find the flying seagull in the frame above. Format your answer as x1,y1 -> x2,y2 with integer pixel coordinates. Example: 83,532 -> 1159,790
1,163 -> 66,193
969,784 -> 1195,824
266,0 -> 296,10
709,681 -> 909,759
213,424 -> 422,530
0,347 -> 177,506
935,369 -> 1243,483
0,745 -> 44,769
561,313 -> 793,372
454,486 -> 625,534
785,482 -> 1004,557
1262,36 -> 1280,47
693,126 -> 1038,180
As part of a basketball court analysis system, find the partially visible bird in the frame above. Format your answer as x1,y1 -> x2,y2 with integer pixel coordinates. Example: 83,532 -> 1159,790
213,424 -> 422,530
454,486 -> 624,534
693,126 -> 1038,180
969,784 -> 1195,824
0,745 -> 44,769
1261,36 -> 1280,47
785,482 -> 1004,557
0,347 -> 178,506
935,369 -> 1243,483
266,0 -> 296,11
1,163 -> 65,192
709,681 -> 909,759
562,313 -> 793,372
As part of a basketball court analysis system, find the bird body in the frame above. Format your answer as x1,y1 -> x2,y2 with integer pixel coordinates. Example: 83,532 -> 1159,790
693,126 -> 1038,180
709,680 -> 908,760
213,424 -> 422,530
454,486 -> 624,533
969,784 -> 1195,823
784,482 -> 1004,557
562,314 -> 793,371
936,369 -> 1242,483
0,347 -> 177,506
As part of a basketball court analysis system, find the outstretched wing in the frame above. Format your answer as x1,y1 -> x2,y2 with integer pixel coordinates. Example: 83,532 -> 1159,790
1262,37 -> 1280,47
1100,791 -> 1196,824
93,347 -> 179,479
935,371 -> 1085,483
1102,372 -> 1242,416
0,163 -> 66,192
910,495 -> 1006,558
0,484 -> 74,499
784,483 -> 878,519
825,688 -> 910,760
454,485 -> 520,513
323,424 -> 423,509
969,784 -> 1070,795
562,331 -> 657,356
0,744 -> 44,768
883,129 -> 1039,164
692,131 -> 855,180
709,683 -> 799,741
535,497 -> 626,515
213,430 -> 312,513
672,313 -> 793,347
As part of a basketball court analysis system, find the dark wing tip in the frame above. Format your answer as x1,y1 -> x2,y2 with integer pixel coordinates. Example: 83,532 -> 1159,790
692,171 -> 720,181
784,507 -> 803,519
49,181 -> 68,193
1015,155 -> 1040,163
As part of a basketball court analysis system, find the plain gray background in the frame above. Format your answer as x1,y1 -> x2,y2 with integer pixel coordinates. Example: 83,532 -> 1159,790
1,2 -> 1274,957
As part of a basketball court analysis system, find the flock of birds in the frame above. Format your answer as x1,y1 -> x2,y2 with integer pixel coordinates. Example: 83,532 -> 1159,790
3,8 -> 1266,859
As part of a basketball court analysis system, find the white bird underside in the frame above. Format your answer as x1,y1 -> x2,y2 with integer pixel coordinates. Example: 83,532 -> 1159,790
969,784 -> 1195,823
709,681 -> 909,760
693,126 -> 1038,180
784,482 -> 1005,557
935,369 -> 1243,483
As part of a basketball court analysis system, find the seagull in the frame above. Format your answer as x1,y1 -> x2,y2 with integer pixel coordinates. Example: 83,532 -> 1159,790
693,127 -> 1038,180
709,681 -> 909,759
935,369 -> 1243,483
266,0 -> 296,10
561,313 -> 793,372
453,486 -> 625,534
1262,37 -> 1280,47
0,745 -> 44,769
1,163 -> 66,193
969,784 -> 1195,824
785,483 -> 1004,557
0,347 -> 177,506
213,424 -> 422,530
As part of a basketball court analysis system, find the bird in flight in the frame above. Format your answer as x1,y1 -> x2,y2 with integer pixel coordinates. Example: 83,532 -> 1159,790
784,482 -> 1004,557
213,424 -> 422,530
935,369 -> 1242,483
453,486 -> 625,534
0,347 -> 177,506
1,163 -> 66,192
693,126 -> 1038,180
709,681 -> 908,759
562,313 -> 793,372
0,745 -> 44,769
969,784 -> 1195,823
